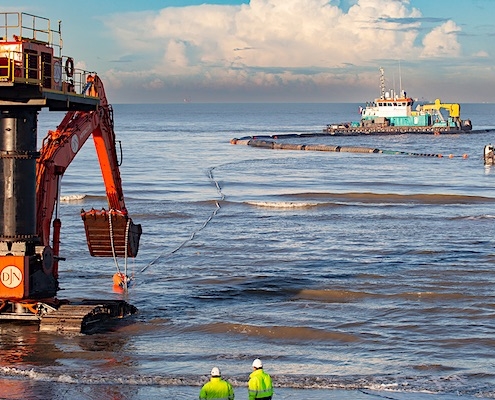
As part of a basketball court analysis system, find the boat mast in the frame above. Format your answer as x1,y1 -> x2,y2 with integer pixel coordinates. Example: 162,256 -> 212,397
398,60 -> 403,97
379,67 -> 385,99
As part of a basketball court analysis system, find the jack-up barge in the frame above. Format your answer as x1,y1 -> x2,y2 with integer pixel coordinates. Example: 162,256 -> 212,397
0,12 -> 142,333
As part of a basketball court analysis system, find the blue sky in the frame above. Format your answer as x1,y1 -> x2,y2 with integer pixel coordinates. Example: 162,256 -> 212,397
5,0 -> 495,103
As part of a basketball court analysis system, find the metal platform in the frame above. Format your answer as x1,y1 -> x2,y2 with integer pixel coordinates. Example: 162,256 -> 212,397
0,82 -> 99,111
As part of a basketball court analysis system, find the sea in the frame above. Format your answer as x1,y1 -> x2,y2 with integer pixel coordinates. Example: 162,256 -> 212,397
1,102 -> 495,400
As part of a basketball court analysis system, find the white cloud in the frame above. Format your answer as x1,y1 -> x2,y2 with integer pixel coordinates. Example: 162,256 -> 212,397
162,40 -> 191,72
420,20 -> 461,58
99,0 -> 467,101
473,50 -> 489,58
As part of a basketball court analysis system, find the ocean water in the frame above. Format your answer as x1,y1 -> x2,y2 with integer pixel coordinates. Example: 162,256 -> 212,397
1,102 -> 495,399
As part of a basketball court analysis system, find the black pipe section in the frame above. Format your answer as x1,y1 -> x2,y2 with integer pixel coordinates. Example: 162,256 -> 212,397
0,108 -> 39,241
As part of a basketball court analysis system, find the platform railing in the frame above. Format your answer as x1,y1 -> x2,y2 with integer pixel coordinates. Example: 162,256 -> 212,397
0,50 -> 98,98
0,12 -> 62,57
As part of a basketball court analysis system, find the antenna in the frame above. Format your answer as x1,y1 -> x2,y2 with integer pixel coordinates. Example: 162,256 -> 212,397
398,60 -> 402,96
392,70 -> 396,99
379,67 -> 385,99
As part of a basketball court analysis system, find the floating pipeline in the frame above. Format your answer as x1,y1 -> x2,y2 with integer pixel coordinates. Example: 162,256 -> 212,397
233,127 -> 493,142
230,137 -> 469,159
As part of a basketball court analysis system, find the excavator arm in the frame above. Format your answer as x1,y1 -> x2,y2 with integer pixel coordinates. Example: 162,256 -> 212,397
36,74 -> 142,277
85,75 -> 127,211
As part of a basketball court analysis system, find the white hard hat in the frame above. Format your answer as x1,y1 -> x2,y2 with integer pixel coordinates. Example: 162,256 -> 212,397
252,358 -> 263,368
211,367 -> 221,377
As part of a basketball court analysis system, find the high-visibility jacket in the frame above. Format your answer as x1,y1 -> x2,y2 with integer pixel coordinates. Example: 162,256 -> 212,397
199,377 -> 235,400
248,369 -> 273,400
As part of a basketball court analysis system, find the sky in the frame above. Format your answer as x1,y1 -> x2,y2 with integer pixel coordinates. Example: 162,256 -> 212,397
4,0 -> 495,103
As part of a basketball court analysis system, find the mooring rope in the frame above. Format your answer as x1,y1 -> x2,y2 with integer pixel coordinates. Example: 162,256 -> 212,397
140,168 -> 224,273
208,166 -> 225,201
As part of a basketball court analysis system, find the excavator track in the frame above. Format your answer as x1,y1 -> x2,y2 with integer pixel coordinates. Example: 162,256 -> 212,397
39,300 -> 137,334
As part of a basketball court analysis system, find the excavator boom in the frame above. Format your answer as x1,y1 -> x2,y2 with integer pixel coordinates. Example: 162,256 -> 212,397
36,74 -> 142,259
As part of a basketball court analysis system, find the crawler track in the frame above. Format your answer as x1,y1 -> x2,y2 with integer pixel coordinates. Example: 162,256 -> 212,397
39,300 -> 137,334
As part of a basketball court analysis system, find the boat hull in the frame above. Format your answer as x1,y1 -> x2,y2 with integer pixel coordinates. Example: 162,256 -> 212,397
324,122 -> 473,135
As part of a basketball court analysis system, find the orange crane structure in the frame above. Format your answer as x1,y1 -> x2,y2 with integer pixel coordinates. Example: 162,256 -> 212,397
0,12 -> 141,333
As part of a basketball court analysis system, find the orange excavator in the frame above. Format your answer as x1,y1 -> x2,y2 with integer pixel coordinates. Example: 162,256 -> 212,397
0,12 -> 141,333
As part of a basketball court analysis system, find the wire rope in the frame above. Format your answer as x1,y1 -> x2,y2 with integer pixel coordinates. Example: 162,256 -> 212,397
140,167 -> 224,273
123,218 -> 130,291
108,211 -> 121,274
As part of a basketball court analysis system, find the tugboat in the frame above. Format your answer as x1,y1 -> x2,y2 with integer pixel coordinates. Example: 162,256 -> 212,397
324,68 -> 472,135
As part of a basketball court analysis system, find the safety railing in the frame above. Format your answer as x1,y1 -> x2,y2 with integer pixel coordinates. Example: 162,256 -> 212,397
0,49 -> 97,97
0,12 -> 62,57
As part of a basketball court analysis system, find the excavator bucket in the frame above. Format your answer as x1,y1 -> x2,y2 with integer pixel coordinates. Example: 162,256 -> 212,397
81,209 -> 142,258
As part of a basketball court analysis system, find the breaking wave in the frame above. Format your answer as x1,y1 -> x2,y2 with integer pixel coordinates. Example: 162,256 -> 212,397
59,194 -> 86,202
246,201 -> 319,208
189,322 -> 360,342
1,366 -> 494,398
288,192 -> 495,205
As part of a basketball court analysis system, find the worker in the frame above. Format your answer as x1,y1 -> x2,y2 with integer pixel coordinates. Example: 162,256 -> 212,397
248,359 -> 273,400
199,366 -> 235,400
84,74 -> 97,97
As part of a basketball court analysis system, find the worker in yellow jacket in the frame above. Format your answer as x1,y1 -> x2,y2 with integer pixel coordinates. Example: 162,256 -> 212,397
248,359 -> 273,400
199,367 -> 235,400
